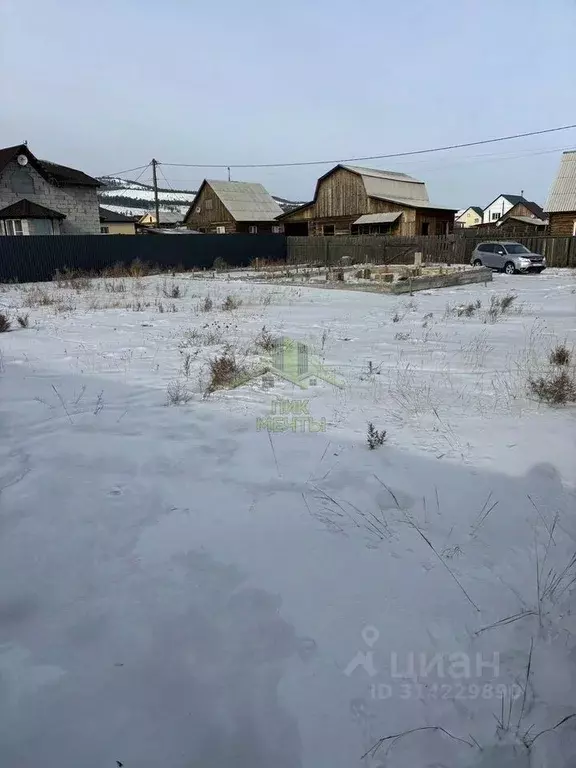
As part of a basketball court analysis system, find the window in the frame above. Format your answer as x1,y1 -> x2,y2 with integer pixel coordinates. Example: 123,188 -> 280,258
205,199 -> 213,211
10,167 -> 35,195
272,225 -> 282,234
248,225 -> 258,234
503,244 -> 530,254
216,226 -> 226,234
101,226 -> 110,234
421,222 -> 430,235
323,224 -> 335,236
32,218 -> 55,235
573,220 -> 576,237
491,212 -> 499,221
478,244 -> 494,253
4,219 -> 27,236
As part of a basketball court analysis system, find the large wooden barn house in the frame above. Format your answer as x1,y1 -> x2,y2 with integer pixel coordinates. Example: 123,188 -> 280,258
278,164 -> 456,237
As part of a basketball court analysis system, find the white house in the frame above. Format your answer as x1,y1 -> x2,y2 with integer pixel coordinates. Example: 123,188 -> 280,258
482,194 -> 525,225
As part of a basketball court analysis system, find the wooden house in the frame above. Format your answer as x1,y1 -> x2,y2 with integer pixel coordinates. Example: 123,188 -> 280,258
184,180 -> 284,234
545,151 -> 576,236
496,200 -> 547,232
277,164 -> 456,236
455,206 -> 483,228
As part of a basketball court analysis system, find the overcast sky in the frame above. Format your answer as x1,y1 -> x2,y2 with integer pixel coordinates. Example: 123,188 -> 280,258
1,0 -> 575,206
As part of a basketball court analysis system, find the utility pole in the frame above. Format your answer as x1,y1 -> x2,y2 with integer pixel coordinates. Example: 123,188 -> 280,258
151,158 -> 160,228
227,166 -> 231,182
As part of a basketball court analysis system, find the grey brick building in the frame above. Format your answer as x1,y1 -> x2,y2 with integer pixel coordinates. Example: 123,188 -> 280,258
0,144 -> 101,235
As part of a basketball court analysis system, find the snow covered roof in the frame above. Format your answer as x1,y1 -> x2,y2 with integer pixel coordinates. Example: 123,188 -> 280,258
545,151 -> 576,213
204,180 -> 284,222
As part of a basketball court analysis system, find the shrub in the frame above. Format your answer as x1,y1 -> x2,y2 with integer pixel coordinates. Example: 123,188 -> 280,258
162,282 -> 184,299
0,312 -> 11,332
201,296 -> 213,312
213,257 -> 229,271
367,422 -> 386,449
222,294 -> 242,311
529,370 -> 576,405
206,349 -> 248,393
255,325 -> 277,352
485,293 -> 517,322
456,300 -> 481,318
165,380 -> 192,406
549,344 -> 572,367
104,280 -> 127,293
17,313 -> 30,328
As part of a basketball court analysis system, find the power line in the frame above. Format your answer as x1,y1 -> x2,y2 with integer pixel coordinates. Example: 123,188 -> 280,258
99,163 -> 151,179
159,123 -> 576,170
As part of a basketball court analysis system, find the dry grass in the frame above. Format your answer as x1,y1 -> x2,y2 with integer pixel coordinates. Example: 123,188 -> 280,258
104,280 -> 127,293
162,281 -> 185,299
485,293 -> 517,323
222,294 -> 242,311
16,313 -> 30,328
0,312 -> 11,332
53,269 -> 93,291
200,296 -> 214,312
206,349 -> 248,393
23,287 -> 57,307
529,369 -> 576,405
165,380 -> 193,406
549,344 -> 572,367
254,325 -> 277,353
213,257 -> 229,271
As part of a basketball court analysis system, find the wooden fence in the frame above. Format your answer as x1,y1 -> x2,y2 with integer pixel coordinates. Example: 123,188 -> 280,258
287,235 -> 576,268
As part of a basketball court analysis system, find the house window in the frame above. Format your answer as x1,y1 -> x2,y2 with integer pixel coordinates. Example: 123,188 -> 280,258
272,225 -> 282,234
101,226 -> 110,234
323,224 -> 335,236
491,212 -> 499,221
216,226 -> 226,234
4,219 -> 27,236
205,199 -> 213,211
248,225 -> 258,234
421,222 -> 430,235
10,167 -> 35,195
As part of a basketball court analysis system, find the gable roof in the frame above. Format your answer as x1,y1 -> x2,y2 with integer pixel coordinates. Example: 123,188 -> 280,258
0,199 -> 66,219
99,207 -> 135,223
456,206 -> 483,219
483,193 -> 526,211
545,151 -> 576,213
138,210 -> 183,225
0,144 -> 100,188
278,163 -> 456,219
187,180 -> 283,222
516,200 -> 546,219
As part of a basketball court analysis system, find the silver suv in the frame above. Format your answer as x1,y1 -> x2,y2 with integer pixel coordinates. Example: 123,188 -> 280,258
471,242 -> 546,274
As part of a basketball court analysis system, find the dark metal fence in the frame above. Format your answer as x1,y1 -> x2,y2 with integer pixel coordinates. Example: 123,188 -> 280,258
2,233 -> 574,284
0,234 -> 287,283
287,235 -> 576,268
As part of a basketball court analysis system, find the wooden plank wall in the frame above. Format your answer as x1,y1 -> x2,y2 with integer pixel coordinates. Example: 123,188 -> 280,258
287,235 -> 576,268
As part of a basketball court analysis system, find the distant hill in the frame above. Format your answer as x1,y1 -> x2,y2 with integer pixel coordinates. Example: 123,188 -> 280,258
98,177 -> 304,219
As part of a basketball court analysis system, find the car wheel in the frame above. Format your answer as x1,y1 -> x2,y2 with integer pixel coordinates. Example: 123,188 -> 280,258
504,261 -> 516,275
473,259 -> 482,267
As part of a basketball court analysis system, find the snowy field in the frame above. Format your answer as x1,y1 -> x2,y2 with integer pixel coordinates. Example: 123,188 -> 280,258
0,269 -> 575,768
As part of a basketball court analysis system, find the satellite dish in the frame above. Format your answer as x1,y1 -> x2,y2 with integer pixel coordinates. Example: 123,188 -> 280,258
17,154 -> 28,166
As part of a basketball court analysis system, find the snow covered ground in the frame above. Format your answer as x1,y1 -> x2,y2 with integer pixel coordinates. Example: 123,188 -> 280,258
0,269 -> 575,768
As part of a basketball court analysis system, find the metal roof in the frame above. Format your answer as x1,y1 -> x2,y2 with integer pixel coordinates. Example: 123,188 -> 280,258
370,194 -> 457,211
342,164 -> 430,204
498,215 -> 547,227
0,198 -> 66,220
353,212 -> 402,225
545,151 -> 576,212
206,180 -> 283,221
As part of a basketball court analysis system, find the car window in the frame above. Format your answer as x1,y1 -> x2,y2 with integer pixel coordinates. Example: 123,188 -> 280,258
478,244 -> 494,253
494,244 -> 506,254
503,244 -> 530,254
